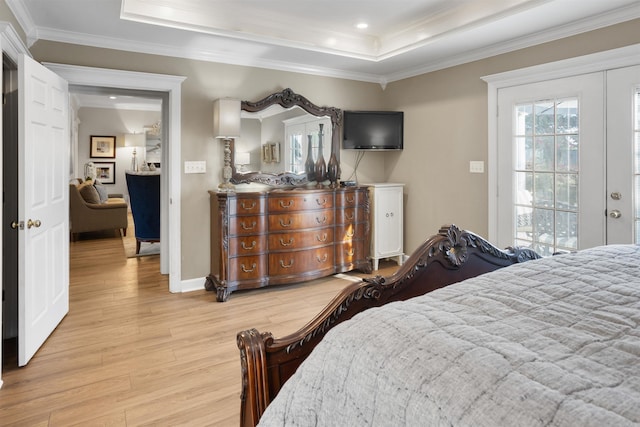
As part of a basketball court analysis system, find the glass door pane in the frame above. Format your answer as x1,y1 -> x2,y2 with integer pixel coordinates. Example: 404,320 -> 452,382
513,98 -> 579,256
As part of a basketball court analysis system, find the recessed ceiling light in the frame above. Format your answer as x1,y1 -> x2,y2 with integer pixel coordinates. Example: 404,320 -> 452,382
356,22 -> 368,30
109,96 -> 117,99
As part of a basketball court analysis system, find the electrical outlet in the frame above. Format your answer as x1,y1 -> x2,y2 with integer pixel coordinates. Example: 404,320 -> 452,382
469,161 -> 484,173
184,161 -> 206,174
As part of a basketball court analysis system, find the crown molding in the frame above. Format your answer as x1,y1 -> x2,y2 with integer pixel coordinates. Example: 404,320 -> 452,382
0,22 -> 30,60
4,0 -> 37,47
11,1 -> 640,85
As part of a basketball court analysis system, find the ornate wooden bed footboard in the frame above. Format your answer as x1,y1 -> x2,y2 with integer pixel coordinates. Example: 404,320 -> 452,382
236,224 -> 540,427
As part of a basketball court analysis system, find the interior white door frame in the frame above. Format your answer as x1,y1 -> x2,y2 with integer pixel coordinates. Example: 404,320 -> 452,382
43,63 -> 185,293
0,20 -> 33,390
482,43 -> 640,243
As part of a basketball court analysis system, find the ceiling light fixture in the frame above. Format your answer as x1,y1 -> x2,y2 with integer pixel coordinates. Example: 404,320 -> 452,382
356,22 -> 368,30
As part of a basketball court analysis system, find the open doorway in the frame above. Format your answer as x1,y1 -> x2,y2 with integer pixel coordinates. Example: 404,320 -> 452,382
69,85 -> 166,262
44,63 -> 184,292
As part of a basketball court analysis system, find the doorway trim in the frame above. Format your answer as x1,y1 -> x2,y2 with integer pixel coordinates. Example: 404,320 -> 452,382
0,21 -> 32,390
43,62 -> 185,293
482,43 -> 640,244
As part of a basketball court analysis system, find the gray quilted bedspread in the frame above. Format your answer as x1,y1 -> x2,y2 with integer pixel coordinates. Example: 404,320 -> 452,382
258,245 -> 640,426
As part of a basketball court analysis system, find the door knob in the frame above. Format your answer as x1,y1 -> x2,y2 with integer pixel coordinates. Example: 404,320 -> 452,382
27,219 -> 42,229
11,221 -> 24,230
610,192 -> 622,200
609,210 -> 622,219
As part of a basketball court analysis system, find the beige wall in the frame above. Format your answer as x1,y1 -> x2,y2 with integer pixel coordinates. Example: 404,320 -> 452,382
5,4 -> 639,280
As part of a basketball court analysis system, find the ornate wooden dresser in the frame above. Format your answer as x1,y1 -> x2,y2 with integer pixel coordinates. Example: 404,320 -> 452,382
206,187 -> 371,301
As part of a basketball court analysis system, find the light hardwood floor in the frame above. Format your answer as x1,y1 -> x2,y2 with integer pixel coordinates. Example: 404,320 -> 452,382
0,228 -> 397,426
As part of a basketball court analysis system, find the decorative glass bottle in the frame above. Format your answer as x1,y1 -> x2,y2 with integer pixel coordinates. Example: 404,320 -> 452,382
314,123 -> 327,185
327,125 -> 340,187
305,134 -> 316,183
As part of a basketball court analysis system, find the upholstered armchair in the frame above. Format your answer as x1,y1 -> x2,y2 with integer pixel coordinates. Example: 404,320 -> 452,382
125,172 -> 161,254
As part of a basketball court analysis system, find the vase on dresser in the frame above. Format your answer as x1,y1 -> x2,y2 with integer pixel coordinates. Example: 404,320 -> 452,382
314,123 -> 327,185
305,134 -> 316,184
327,149 -> 340,188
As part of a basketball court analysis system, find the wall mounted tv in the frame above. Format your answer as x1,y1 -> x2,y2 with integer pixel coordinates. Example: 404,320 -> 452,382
342,110 -> 404,150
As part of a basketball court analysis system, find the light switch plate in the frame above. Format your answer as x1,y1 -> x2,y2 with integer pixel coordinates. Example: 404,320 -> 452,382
184,160 -> 206,174
469,161 -> 484,173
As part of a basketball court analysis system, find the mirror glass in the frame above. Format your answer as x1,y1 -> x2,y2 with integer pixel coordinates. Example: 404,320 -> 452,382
235,105 -> 332,176
230,88 -> 341,187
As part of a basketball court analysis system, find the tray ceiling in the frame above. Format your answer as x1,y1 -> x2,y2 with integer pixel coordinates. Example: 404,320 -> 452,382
8,0 -> 640,85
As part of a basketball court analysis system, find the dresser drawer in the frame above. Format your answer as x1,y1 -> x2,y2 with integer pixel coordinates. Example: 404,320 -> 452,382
269,193 -> 333,212
335,189 -> 366,207
335,222 -> 367,242
268,210 -> 334,231
228,196 -> 266,215
228,235 -> 267,257
335,207 -> 365,224
228,255 -> 267,280
269,247 -> 335,276
268,227 -> 334,251
335,240 -> 365,265
228,215 -> 267,236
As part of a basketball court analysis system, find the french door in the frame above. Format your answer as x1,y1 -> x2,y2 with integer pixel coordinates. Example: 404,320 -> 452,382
496,65 -> 639,253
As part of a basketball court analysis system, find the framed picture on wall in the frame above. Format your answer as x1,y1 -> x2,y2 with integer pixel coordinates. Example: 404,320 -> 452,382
90,135 -> 116,158
94,162 -> 116,184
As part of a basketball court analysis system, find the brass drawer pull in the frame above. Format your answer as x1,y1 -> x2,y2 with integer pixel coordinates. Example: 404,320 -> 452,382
280,259 -> 294,268
316,233 -> 328,242
347,249 -> 355,256
279,200 -> 294,208
315,216 -> 327,224
240,201 -> 256,210
279,218 -> 293,227
241,221 -> 257,231
241,263 -> 257,273
279,237 -> 294,247
316,198 -> 327,206
346,196 -> 355,203
241,240 -> 256,250
316,254 -> 328,263
345,212 -> 354,220
346,230 -> 355,238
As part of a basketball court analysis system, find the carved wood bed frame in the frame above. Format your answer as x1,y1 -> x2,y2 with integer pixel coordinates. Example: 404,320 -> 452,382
236,224 -> 540,427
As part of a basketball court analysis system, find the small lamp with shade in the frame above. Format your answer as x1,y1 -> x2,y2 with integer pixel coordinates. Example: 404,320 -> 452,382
213,98 -> 241,191
124,133 -> 146,172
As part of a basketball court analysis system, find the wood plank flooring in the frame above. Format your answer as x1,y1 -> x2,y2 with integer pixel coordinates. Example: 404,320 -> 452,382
0,228 -> 398,426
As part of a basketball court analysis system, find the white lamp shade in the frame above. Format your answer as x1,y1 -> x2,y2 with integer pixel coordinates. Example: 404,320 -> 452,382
213,98 -> 241,138
235,151 -> 250,165
124,133 -> 146,147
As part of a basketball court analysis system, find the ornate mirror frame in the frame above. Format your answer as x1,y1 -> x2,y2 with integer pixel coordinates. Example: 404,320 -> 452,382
230,88 -> 342,186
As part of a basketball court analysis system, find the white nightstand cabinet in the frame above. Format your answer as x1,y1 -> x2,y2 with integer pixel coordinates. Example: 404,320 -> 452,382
366,183 -> 405,270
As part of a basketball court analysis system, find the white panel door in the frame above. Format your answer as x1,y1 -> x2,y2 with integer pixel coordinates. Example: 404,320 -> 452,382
18,54 -> 69,366
606,65 -> 640,244
497,73 -> 605,254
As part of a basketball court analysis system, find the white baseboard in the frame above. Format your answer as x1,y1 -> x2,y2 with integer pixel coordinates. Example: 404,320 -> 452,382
180,276 -> 207,292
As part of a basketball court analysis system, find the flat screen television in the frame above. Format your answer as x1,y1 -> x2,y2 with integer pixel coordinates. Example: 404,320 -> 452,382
342,111 -> 404,150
